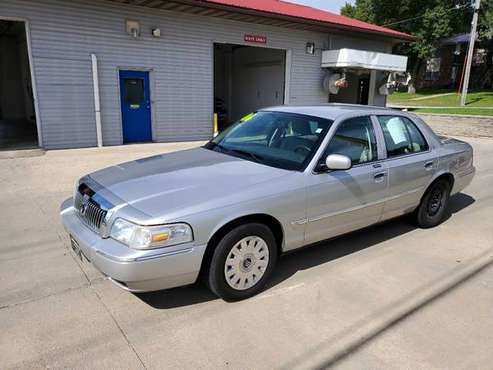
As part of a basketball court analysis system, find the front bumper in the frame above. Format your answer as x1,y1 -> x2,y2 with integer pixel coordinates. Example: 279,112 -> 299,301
60,198 -> 207,292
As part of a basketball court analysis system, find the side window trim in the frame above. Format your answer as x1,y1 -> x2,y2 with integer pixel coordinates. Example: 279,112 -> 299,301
370,115 -> 387,161
404,116 -> 430,151
375,114 -> 431,160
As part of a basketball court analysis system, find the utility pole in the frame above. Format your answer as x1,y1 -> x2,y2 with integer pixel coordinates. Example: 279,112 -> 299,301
460,0 -> 481,106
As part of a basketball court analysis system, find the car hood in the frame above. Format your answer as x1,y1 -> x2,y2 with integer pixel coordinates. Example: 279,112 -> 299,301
88,147 -> 290,219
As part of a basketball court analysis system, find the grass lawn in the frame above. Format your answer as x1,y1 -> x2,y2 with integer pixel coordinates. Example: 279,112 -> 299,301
388,89 -> 452,102
406,108 -> 493,117
388,90 -> 493,108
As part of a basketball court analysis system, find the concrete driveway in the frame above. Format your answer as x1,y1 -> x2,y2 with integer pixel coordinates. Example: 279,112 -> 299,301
1,138 -> 492,369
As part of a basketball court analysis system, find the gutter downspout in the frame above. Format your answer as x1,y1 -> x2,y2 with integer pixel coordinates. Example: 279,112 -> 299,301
91,53 -> 103,147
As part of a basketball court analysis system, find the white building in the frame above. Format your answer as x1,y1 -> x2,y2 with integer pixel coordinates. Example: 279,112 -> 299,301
0,0 -> 412,149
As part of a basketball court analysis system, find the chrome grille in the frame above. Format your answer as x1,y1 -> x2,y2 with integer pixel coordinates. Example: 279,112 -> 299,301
74,189 -> 107,232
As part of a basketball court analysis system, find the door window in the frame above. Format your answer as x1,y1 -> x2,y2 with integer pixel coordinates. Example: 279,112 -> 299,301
377,116 -> 428,157
124,78 -> 144,106
324,116 -> 377,165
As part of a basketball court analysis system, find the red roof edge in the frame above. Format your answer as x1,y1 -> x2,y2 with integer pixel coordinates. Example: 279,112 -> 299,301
200,0 -> 415,41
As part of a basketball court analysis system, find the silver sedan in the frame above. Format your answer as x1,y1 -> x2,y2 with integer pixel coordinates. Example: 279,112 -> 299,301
60,105 -> 475,301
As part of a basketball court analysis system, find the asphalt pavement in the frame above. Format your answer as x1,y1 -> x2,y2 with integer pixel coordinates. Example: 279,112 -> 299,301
1,138 -> 492,369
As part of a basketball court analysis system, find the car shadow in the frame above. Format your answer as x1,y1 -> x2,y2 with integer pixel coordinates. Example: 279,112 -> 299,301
135,193 -> 475,309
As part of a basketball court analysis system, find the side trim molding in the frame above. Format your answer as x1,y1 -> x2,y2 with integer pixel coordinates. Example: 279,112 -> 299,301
307,187 -> 422,223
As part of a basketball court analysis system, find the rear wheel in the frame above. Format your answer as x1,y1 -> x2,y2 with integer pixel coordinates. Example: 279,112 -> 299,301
414,179 -> 451,228
207,223 -> 278,301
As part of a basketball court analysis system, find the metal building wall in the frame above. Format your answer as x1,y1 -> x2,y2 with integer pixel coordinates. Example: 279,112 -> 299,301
0,0 -> 391,149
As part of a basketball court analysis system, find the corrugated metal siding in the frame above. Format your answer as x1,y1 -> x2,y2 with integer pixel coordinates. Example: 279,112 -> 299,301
1,0 -> 391,149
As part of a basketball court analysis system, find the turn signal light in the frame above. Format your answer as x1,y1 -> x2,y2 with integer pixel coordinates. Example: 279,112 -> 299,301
152,233 -> 169,242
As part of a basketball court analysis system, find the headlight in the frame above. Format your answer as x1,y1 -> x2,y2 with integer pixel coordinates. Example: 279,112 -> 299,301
110,218 -> 193,250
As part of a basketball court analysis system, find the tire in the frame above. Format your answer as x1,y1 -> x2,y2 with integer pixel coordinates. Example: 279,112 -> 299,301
207,223 -> 278,301
414,179 -> 451,228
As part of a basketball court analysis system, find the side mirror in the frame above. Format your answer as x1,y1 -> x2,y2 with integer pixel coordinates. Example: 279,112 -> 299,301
325,154 -> 352,170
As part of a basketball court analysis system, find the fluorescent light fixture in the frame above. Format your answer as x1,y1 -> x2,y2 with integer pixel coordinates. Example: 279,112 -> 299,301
126,20 -> 140,38
306,42 -> 315,55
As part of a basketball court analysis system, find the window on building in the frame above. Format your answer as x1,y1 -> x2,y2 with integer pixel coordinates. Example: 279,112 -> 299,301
473,49 -> 487,65
377,116 -> 428,157
124,78 -> 144,105
324,116 -> 377,165
425,57 -> 441,81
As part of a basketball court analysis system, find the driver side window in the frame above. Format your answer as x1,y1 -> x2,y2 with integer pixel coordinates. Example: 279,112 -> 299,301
324,116 -> 377,166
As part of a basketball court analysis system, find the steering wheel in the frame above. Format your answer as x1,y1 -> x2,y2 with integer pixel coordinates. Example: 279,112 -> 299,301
294,145 -> 311,155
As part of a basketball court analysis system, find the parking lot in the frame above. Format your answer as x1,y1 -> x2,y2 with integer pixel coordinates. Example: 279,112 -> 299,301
1,136 -> 492,369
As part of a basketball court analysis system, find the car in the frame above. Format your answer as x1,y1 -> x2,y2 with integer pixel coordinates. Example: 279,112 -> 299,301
60,105 -> 475,301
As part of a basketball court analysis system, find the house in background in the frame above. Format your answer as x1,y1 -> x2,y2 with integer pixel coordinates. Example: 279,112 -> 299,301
418,33 -> 492,90
0,0 -> 412,150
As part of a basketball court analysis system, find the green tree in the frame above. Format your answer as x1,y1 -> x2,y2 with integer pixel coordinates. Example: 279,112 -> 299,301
341,0 -> 374,22
341,0 -> 473,92
479,0 -> 493,38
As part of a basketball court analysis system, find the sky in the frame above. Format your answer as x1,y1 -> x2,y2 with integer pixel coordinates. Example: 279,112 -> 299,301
288,0 -> 353,14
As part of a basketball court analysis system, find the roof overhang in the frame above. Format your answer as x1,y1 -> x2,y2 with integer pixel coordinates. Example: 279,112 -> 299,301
198,0 -> 415,42
321,48 -> 408,72
106,0 -> 415,43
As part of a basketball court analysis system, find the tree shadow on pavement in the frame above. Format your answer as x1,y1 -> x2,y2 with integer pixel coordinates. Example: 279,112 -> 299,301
136,193 -> 475,309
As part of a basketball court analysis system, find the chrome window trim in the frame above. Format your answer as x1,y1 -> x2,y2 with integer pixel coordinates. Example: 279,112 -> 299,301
374,148 -> 432,163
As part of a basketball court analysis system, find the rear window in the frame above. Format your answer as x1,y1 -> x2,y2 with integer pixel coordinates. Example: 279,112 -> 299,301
377,116 -> 428,157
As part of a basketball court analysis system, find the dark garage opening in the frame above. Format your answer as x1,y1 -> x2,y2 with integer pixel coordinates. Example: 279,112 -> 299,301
329,71 -> 371,105
214,43 -> 286,131
0,20 -> 38,150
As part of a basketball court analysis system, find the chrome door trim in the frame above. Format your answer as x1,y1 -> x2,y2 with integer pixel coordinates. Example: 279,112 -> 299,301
291,218 -> 308,226
306,186 -> 422,224
376,149 -> 433,163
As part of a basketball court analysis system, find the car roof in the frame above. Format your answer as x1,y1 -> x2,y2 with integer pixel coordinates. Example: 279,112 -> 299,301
260,104 -> 401,121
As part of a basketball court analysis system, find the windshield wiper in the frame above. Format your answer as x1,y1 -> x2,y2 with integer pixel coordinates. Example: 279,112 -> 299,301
205,142 -> 227,153
206,142 -> 264,163
227,148 -> 264,163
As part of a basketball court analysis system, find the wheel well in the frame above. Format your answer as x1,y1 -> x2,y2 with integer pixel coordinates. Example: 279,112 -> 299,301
199,214 -> 284,277
433,173 -> 454,190
413,173 -> 455,214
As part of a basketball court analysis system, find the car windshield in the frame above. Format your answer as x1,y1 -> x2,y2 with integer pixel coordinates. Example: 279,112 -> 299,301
204,111 -> 333,171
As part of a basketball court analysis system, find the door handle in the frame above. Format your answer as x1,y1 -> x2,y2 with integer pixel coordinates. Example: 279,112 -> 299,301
424,161 -> 434,170
374,172 -> 386,182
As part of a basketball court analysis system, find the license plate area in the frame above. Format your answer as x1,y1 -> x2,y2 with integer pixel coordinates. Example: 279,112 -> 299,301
70,236 -> 90,262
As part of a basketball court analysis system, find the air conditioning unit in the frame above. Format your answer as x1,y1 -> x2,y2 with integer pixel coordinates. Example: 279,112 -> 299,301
321,49 -> 408,72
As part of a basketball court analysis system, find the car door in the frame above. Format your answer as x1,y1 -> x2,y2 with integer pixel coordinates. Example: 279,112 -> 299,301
374,115 -> 437,220
305,115 -> 388,245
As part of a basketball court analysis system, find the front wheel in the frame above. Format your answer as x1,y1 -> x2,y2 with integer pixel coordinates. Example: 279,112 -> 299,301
207,223 -> 278,301
414,179 -> 451,228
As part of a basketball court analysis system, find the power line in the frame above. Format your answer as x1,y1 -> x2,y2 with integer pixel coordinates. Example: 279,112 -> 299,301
382,4 -> 470,27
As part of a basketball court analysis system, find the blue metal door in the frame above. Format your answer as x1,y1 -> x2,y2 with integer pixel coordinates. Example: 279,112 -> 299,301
119,70 -> 152,143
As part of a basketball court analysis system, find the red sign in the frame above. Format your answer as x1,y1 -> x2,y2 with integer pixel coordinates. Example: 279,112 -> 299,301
244,34 -> 267,44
